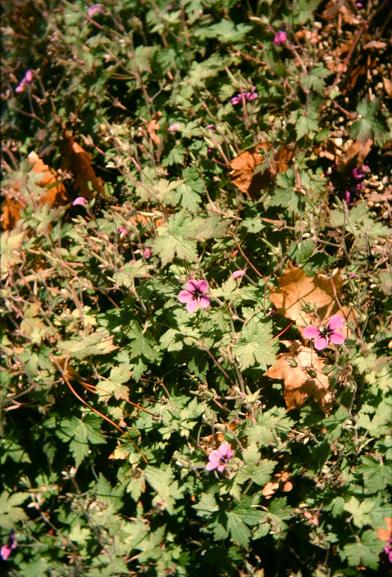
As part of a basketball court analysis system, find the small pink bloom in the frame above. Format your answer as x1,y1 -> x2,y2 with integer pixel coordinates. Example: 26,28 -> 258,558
143,247 -> 152,259
15,69 -> 33,93
87,4 -> 105,17
206,441 -> 234,472
206,124 -> 216,131
303,314 -> 346,350
178,279 -> 210,313
168,122 -> 181,133
117,226 -> 128,236
231,269 -> 246,280
230,94 -> 242,106
0,530 -> 16,561
244,90 -> 258,101
273,31 -> 287,46
72,196 -> 88,207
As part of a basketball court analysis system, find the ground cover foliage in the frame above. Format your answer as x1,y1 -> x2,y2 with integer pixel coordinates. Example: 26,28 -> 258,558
1,0 -> 391,575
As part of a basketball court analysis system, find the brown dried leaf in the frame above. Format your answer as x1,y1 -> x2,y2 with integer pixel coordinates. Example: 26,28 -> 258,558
146,117 -> 161,146
28,151 -> 68,207
230,143 -> 293,195
62,133 -> 104,199
266,341 -> 332,412
230,147 -> 265,194
1,199 -> 23,231
269,263 -> 343,327
337,139 -> 373,171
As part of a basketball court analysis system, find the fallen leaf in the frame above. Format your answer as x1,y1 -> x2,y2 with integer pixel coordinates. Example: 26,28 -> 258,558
230,143 -> 294,195
1,199 -> 22,231
266,340 -> 332,412
269,263 -> 343,327
337,139 -> 373,172
62,133 -> 104,199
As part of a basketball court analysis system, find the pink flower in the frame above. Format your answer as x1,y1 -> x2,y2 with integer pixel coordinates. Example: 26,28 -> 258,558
143,247 -> 152,259
168,122 -> 181,133
230,89 -> 258,106
72,196 -> 88,207
87,4 -> 105,17
178,279 -> 210,313
15,69 -> 33,93
231,269 -> 246,280
303,314 -> 346,351
206,441 -> 234,472
273,31 -> 288,46
117,226 -> 128,236
0,531 -> 16,561
352,165 -> 370,181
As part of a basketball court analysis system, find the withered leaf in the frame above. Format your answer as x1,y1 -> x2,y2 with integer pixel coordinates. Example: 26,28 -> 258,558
269,263 -> 343,327
62,133 -> 104,199
28,151 -> 68,207
266,341 -> 332,412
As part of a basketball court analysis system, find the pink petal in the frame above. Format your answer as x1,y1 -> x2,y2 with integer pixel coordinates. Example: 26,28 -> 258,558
186,299 -> 199,313
330,331 -> 345,345
328,314 -> 345,331
314,336 -> 328,351
206,461 -> 217,471
218,442 -> 233,458
193,279 -> 209,293
178,290 -> 192,304
185,280 -> 197,292
0,545 -> 12,560
198,296 -> 210,309
217,463 -> 227,472
231,269 -> 246,279
72,196 -> 88,207
303,326 -> 320,339
24,69 -> 33,83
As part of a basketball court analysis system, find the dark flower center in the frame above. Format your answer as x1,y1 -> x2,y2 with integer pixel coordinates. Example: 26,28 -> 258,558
192,288 -> 204,299
319,326 -> 332,338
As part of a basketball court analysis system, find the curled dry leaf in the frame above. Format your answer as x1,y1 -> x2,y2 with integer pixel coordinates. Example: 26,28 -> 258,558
62,133 -> 104,199
266,340 -> 333,412
146,117 -> 161,146
269,263 -> 343,327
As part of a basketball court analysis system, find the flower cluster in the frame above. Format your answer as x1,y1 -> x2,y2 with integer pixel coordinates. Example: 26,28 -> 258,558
206,442 -> 234,472
303,314 -> 346,351
230,89 -> 258,106
178,279 -> 210,313
15,69 -> 33,94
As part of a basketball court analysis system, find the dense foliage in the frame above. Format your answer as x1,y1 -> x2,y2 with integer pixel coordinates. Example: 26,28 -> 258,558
1,1 -> 391,576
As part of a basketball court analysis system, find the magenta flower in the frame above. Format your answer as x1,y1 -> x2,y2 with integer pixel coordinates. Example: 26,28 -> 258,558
303,314 -> 346,351
72,196 -> 88,207
352,165 -> 370,181
87,4 -> 105,17
231,269 -> 246,280
273,30 -> 288,46
178,279 -> 210,313
0,531 -> 16,561
206,441 -> 234,472
230,89 -> 258,106
15,69 -> 33,93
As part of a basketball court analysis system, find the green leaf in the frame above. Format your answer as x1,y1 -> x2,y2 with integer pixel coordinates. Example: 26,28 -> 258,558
151,212 -> 198,266
341,530 -> 384,570
57,328 -> 117,359
227,512 -> 250,548
145,465 -> 184,514
344,497 -> 376,528
0,491 -> 29,529
233,319 -> 277,370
